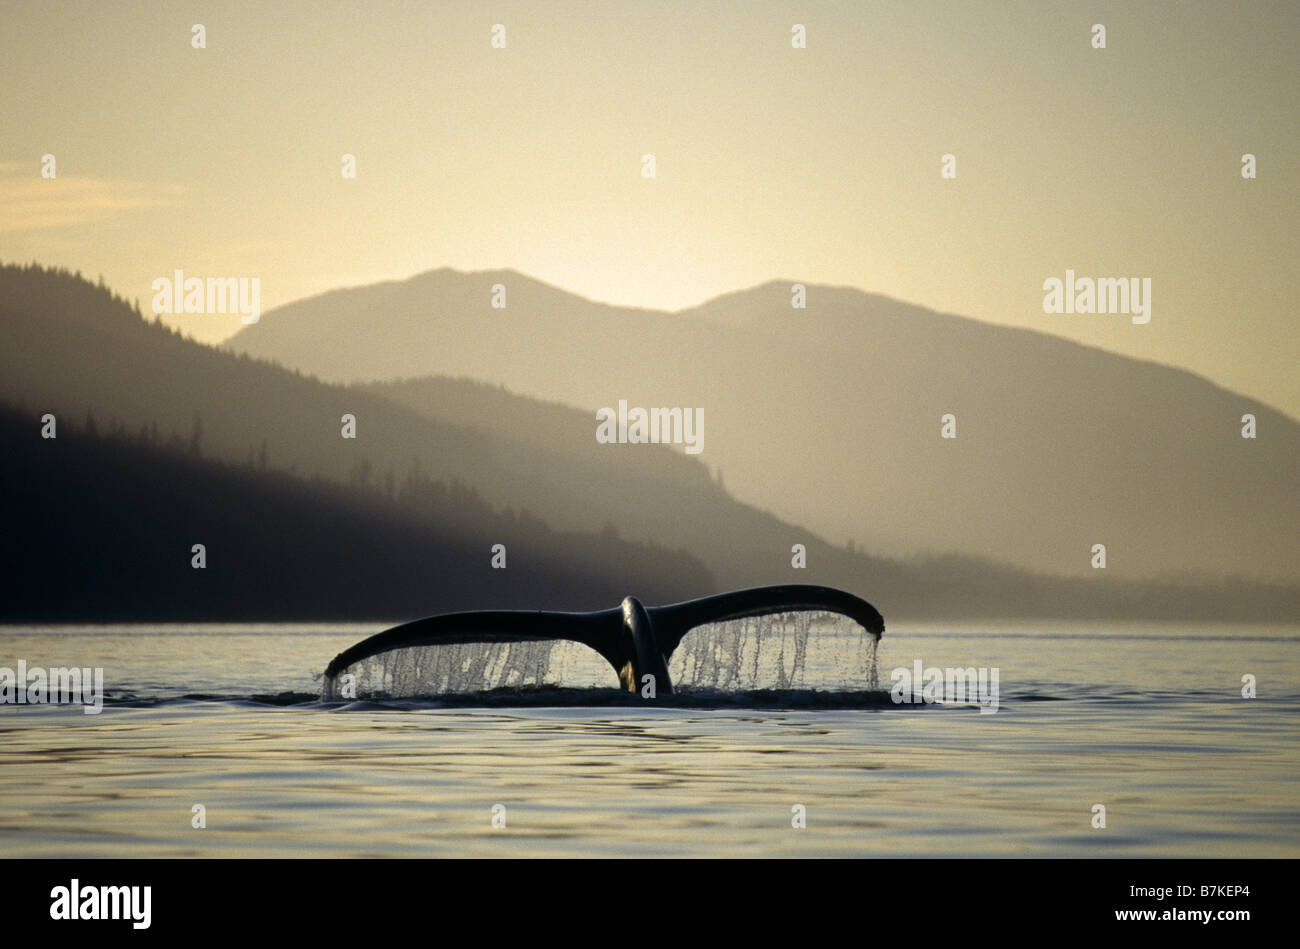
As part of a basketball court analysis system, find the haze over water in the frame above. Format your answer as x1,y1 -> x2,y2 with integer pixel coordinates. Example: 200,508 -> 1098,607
1,620 -> 1296,857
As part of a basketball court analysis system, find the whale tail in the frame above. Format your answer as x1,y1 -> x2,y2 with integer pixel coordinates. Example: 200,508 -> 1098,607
323,584 -> 884,698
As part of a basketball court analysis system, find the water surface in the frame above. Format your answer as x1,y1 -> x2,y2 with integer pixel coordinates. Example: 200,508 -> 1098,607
1,621 -> 1296,857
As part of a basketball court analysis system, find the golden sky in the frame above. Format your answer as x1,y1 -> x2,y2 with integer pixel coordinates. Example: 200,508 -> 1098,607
2,0 -> 1296,415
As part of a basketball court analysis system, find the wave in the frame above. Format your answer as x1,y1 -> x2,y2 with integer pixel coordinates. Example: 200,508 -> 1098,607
92,686 -> 904,710
76,683 -> 1299,711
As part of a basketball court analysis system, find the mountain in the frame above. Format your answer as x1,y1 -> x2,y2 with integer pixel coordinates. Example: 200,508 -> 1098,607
227,268 -> 1300,584
0,401 -> 712,621
3,262 -> 1296,621
0,264 -> 845,605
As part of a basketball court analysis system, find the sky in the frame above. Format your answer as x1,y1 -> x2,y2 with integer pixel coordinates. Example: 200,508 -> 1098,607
2,0 -> 1296,416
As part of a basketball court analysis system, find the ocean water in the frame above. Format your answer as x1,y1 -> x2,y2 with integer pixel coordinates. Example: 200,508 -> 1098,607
0,620 -> 1296,857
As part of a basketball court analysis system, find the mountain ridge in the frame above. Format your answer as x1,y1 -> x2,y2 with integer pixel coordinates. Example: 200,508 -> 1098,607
236,266 -> 1300,424
5,262 -> 1294,619
227,266 -> 1300,583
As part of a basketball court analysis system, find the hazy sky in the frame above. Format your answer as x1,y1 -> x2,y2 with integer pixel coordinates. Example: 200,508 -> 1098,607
2,0 -> 1296,415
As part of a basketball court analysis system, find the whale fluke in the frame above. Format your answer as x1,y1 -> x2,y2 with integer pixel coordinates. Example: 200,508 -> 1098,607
323,584 -> 884,698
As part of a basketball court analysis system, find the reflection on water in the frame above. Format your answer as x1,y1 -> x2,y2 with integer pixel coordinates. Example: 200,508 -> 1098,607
0,621 -> 1296,857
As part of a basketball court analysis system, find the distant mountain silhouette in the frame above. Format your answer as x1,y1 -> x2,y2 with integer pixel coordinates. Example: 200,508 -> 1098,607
3,262 -> 1296,621
0,400 -> 711,621
227,267 -> 1300,584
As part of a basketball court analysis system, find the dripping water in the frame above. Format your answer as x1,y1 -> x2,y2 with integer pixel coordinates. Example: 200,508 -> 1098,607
323,611 -> 878,699
669,611 -> 878,692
